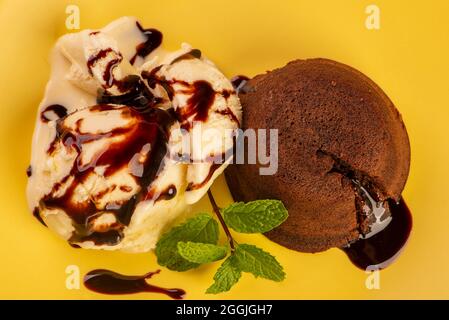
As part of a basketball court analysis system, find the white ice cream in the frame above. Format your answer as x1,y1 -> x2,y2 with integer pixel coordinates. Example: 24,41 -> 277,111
27,17 -> 241,252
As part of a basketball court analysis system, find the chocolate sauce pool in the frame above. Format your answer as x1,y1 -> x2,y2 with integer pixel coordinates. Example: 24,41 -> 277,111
84,269 -> 185,299
342,199 -> 412,270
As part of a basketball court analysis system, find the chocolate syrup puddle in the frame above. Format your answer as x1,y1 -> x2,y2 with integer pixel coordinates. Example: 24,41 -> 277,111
84,269 -> 185,299
41,104 -> 68,122
342,199 -> 412,270
130,22 -> 163,65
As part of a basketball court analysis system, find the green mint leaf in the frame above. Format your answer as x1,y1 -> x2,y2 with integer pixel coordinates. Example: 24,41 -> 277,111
234,243 -> 285,282
206,255 -> 242,294
155,213 -> 219,271
223,200 -> 288,233
177,242 -> 228,264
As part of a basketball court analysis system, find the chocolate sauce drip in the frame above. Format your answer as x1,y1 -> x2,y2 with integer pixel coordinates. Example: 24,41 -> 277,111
186,163 -> 221,191
41,104 -> 175,246
186,152 -> 233,191
146,184 -> 177,202
342,199 -> 412,270
231,75 -> 251,93
170,49 -> 202,65
97,75 -> 162,111
33,207 -> 47,227
84,269 -> 185,299
26,165 -> 32,177
130,22 -> 163,65
41,104 -> 68,122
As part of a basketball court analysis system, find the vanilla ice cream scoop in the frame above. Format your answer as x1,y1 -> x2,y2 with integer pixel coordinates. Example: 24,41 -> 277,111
27,17 -> 241,252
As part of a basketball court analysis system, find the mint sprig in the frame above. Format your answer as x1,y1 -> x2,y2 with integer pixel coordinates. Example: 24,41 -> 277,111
155,213 -> 219,271
223,200 -> 288,233
234,244 -> 285,281
178,242 -> 228,264
206,255 -> 242,294
155,192 -> 289,294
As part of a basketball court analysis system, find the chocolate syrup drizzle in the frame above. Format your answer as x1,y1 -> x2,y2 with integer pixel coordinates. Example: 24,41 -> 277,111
170,49 -> 202,65
141,69 -> 238,131
84,269 -> 185,299
97,75 -> 162,111
130,22 -> 163,65
146,184 -> 177,202
40,104 -> 68,123
42,104 -> 174,245
87,48 -> 123,88
34,22 -> 239,249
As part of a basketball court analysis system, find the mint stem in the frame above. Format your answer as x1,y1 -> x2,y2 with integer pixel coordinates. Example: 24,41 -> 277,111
207,190 -> 235,252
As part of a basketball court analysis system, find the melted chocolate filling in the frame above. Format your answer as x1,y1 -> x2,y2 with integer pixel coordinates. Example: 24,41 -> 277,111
319,150 -> 412,270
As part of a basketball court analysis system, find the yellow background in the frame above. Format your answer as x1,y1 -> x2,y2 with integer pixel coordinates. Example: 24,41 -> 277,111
0,0 -> 448,299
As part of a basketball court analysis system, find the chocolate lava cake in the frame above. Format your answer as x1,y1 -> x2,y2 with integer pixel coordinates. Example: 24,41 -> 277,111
225,58 -> 410,253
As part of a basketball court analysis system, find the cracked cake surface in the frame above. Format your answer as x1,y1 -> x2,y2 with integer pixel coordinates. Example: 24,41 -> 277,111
225,58 -> 410,253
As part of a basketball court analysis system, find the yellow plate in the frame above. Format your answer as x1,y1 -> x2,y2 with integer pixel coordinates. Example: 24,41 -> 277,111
1,0 -> 448,299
